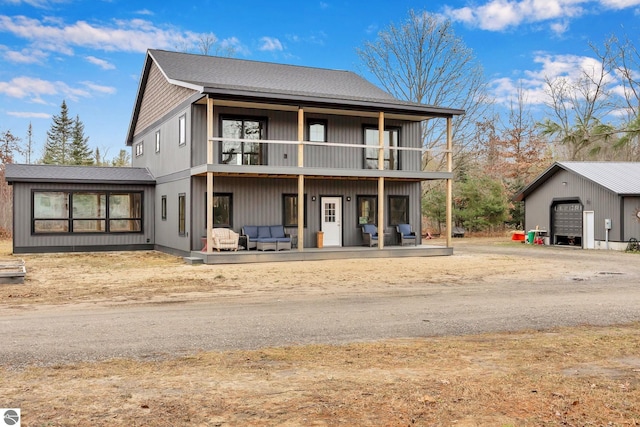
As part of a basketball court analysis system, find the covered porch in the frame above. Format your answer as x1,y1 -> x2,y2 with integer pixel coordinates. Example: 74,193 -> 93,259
187,242 -> 452,265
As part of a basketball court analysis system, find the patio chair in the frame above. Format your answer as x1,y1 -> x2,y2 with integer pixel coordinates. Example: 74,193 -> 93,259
361,224 -> 379,247
396,223 -> 417,246
211,228 -> 239,251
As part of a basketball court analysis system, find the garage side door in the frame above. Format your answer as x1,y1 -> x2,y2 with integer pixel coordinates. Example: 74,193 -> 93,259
553,202 -> 583,245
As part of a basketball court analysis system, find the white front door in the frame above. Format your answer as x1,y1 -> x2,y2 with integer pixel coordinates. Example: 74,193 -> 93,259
321,197 -> 342,247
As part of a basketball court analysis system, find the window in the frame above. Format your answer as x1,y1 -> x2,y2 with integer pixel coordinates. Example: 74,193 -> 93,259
388,195 -> 409,225
161,195 -> 167,221
32,191 -> 142,234
178,193 -> 186,235
283,194 -> 307,227
220,117 -> 266,165
135,141 -> 143,157
307,119 -> 327,142
204,193 -> 233,228
178,114 -> 186,146
363,127 -> 399,170
155,130 -> 161,153
357,195 -> 377,225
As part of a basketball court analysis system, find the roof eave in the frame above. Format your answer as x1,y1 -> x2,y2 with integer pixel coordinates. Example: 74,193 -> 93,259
202,86 -> 464,118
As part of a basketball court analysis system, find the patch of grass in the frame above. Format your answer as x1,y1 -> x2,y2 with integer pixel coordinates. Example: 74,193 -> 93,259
3,324 -> 639,425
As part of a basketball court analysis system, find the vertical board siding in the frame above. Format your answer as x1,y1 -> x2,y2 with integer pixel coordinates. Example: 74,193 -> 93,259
155,179 -> 192,253
194,106 -> 424,172
133,105 -> 192,176
193,176 -> 422,248
12,182 -> 155,249
525,169 -> 623,241
623,197 -> 640,241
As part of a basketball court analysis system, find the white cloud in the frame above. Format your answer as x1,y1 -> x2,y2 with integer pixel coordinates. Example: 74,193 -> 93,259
0,45 -> 48,63
85,55 -> 115,70
0,15 -> 205,54
599,0 -> 640,7
3,0 -> 68,8
81,81 -> 116,94
135,9 -> 154,15
319,2 -> 329,9
443,0 -> 593,31
259,36 -> 283,52
489,52 -> 619,107
7,111 -> 51,119
0,76 -> 90,102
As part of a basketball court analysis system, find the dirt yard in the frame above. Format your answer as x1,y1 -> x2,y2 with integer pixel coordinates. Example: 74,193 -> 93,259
1,238 -> 640,426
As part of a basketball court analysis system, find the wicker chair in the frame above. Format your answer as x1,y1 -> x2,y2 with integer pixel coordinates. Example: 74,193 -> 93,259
361,224 -> 379,247
396,223 -> 417,246
211,228 -> 239,251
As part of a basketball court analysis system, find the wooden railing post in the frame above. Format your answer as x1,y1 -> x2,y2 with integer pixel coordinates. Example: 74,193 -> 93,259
297,107 -> 304,251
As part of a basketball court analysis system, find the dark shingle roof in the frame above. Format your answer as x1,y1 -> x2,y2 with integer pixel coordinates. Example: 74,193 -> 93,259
127,49 -> 465,144
4,164 -> 155,184
514,161 -> 640,201
150,49 -> 397,104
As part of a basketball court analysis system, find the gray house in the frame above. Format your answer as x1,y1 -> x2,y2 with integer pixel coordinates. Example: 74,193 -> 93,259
514,161 -> 640,250
6,49 -> 464,262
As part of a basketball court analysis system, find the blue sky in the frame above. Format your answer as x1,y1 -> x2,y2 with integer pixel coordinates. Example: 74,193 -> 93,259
1,0 -> 639,162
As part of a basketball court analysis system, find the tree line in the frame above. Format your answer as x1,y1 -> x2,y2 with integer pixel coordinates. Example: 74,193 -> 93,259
358,10 -> 640,234
0,100 -> 131,235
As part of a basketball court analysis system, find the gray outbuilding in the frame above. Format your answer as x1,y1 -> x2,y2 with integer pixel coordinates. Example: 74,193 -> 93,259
514,161 -> 640,250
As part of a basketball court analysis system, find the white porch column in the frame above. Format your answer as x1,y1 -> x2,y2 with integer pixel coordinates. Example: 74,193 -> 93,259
378,111 -> 385,249
446,117 -> 453,248
206,96 -> 214,253
297,107 -> 305,251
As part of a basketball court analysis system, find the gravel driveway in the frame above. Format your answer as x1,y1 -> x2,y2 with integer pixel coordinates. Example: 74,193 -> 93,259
2,242 -> 640,368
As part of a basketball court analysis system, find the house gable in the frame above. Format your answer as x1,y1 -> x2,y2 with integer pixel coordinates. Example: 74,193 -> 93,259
130,58 -> 198,142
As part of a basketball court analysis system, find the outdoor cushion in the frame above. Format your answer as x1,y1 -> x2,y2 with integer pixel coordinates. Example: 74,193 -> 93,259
243,226 -> 258,238
398,224 -> 413,236
258,237 -> 277,243
362,224 -> 378,237
270,225 -> 286,238
258,226 -> 271,238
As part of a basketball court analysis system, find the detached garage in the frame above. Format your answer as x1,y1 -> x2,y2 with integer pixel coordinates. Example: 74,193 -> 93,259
514,162 -> 640,250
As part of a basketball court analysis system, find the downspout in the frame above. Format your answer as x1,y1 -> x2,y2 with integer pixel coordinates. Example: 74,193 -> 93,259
378,111 -> 385,249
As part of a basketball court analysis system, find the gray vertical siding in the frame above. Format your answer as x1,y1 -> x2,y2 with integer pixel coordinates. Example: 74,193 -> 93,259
12,182 -> 155,251
525,169 -> 623,241
154,178 -> 192,253
132,105 -> 192,177
623,197 -> 640,241
191,106 -> 423,172
192,176 -> 422,249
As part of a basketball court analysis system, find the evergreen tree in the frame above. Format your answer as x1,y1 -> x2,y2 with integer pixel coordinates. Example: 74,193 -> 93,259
42,100 -> 73,164
70,115 -> 93,165
111,149 -> 131,167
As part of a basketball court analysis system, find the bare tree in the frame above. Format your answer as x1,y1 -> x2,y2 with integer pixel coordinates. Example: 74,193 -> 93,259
357,9 -> 492,170
538,51 -> 617,160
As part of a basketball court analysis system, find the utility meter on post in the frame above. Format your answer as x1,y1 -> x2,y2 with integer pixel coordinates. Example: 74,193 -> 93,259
605,219 -> 612,230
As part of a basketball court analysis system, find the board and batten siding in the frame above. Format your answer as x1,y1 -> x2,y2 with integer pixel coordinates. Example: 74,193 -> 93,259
525,169 -> 622,242
12,182 -> 155,252
190,105 -> 423,171
623,197 -> 640,241
132,104 -> 192,178
191,176 -> 421,249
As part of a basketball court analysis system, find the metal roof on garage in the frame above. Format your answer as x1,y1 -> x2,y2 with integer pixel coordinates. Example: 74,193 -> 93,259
514,161 -> 640,201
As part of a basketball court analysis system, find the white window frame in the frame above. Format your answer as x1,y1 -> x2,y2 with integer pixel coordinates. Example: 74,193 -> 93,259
155,130 -> 161,153
178,114 -> 186,146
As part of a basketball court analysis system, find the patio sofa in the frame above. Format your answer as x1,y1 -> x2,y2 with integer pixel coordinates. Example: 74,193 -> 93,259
242,225 -> 292,251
